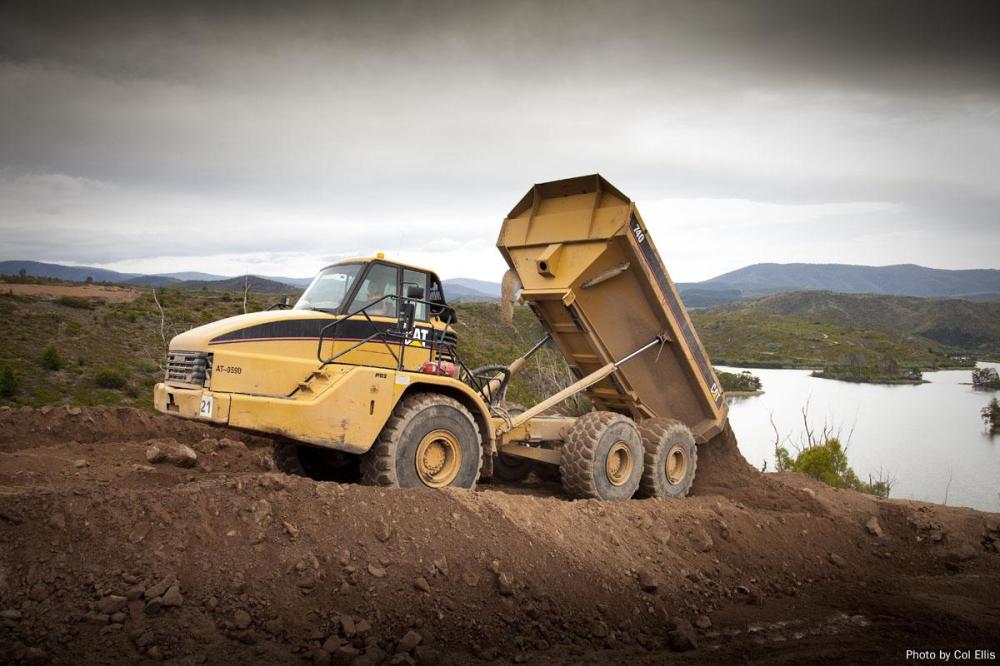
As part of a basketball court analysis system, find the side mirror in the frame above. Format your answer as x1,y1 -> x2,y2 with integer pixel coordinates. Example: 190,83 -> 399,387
399,301 -> 417,333
406,285 -> 425,300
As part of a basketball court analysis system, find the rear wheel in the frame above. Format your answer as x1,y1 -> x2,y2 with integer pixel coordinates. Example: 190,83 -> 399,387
635,418 -> 697,498
560,411 -> 643,501
361,393 -> 483,490
492,452 -> 534,483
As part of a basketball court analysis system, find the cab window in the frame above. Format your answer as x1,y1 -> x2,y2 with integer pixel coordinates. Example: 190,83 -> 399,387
294,263 -> 362,313
349,263 -> 399,317
403,269 -> 429,321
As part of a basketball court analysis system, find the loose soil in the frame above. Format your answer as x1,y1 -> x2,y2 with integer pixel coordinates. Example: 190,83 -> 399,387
0,283 -> 139,302
1,406 -> 998,665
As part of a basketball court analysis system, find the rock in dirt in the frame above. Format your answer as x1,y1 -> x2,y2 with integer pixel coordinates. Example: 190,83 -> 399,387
374,521 -> 393,543
144,574 -> 177,600
145,441 -> 198,468
234,609 -> 253,630
828,553 -> 848,568
24,647 -> 48,665
160,584 -> 183,607
638,570 -> 659,593
866,517 -> 884,538
367,563 -> 387,578
397,629 -> 422,653
591,621 -> 609,638
945,544 -> 978,564
413,576 -> 431,594
73,459 -> 89,468
668,620 -> 697,652
28,583 -> 49,602
329,645 -> 360,665
497,572 -> 515,596
694,615 -> 713,630
97,595 -> 128,615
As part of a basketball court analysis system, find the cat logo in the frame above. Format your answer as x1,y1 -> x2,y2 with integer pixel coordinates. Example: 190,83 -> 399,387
709,382 -> 721,401
406,327 -> 430,347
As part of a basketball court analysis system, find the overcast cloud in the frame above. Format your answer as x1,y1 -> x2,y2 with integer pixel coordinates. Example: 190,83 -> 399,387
1,0 -> 997,282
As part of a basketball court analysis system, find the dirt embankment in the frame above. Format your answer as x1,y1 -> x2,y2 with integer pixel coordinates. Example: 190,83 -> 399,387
0,407 -> 998,665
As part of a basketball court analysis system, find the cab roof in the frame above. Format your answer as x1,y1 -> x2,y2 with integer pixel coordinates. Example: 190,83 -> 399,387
321,256 -> 442,279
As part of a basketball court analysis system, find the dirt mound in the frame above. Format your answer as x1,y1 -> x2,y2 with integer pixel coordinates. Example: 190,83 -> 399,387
692,422 -> 823,513
0,405 -> 272,453
1,408 -> 998,665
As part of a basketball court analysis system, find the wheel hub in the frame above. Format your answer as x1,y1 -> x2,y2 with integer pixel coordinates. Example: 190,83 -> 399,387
666,445 -> 688,485
415,429 -> 462,488
605,442 -> 634,487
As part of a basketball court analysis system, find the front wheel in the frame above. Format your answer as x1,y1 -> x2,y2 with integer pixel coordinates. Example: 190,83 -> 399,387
361,393 -> 483,490
560,411 -> 643,501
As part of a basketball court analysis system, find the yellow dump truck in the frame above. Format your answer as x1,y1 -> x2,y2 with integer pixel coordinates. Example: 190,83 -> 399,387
154,175 -> 727,500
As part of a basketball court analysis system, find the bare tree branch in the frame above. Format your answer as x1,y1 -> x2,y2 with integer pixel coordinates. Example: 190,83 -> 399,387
152,288 -> 166,360
243,274 -> 250,314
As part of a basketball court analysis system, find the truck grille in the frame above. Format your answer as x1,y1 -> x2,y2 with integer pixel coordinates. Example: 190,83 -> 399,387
166,351 -> 212,386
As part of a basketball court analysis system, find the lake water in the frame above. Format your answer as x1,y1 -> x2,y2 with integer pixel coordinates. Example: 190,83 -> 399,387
718,362 -> 1000,513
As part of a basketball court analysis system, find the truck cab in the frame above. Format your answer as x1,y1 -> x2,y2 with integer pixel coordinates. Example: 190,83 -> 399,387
153,256 -> 491,460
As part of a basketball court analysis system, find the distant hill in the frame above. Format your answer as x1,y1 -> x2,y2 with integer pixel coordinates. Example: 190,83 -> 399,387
0,260 -> 142,284
443,278 -> 502,300
170,276 -> 298,293
442,279 -> 500,302
678,263 -> 1000,306
122,275 -> 182,288
706,290 -> 1000,355
0,259 -> 501,300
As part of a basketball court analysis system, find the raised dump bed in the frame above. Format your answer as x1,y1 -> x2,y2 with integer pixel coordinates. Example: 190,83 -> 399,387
497,174 -> 727,442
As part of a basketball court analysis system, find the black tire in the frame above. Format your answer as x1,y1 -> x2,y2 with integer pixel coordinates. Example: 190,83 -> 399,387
361,393 -> 482,490
560,411 -> 643,501
273,441 -> 361,483
274,441 -> 307,476
533,461 -> 561,482
492,452 -> 534,483
635,418 -> 697,498
490,403 -> 532,483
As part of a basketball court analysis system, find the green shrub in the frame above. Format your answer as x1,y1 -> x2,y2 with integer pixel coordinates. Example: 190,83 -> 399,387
715,369 -> 762,392
776,437 -> 890,497
54,295 -> 94,309
41,344 -> 66,371
94,368 -> 128,390
0,366 -> 18,398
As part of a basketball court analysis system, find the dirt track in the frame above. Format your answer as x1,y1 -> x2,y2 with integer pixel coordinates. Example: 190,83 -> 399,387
1,406 -> 998,665
0,283 -> 140,302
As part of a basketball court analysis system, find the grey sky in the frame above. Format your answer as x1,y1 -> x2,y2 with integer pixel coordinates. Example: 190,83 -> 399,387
1,0 -> 998,282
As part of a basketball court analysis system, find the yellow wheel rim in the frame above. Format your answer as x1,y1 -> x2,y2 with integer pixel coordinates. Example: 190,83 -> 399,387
605,442 -> 633,487
415,429 -> 462,488
666,445 -> 688,485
